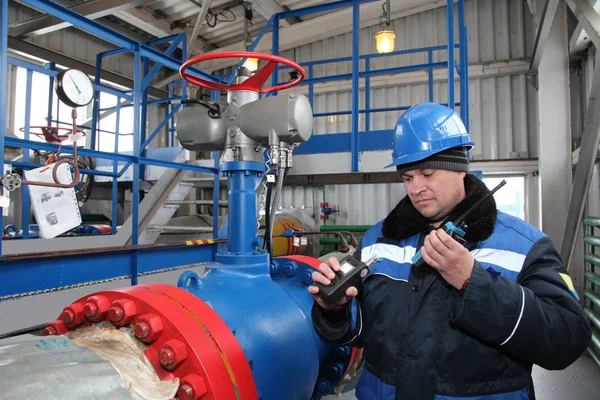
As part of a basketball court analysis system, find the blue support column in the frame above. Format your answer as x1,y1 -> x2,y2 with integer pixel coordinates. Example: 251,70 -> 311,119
272,16 -> 280,88
351,0 -> 360,172
210,90 -> 221,240
45,62 -> 56,126
140,57 -> 149,181
212,152 -> 220,239
428,50 -> 434,102
112,101 -> 121,234
0,0 -> 7,256
458,0 -> 467,125
22,71 -> 33,239
131,45 -> 142,285
446,0 -> 455,109
91,54 -> 103,150
308,65 -> 314,110
365,58 -> 371,133
168,83 -> 174,147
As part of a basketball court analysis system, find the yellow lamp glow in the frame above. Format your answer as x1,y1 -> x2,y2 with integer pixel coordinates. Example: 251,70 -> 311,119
242,57 -> 259,72
375,29 -> 396,54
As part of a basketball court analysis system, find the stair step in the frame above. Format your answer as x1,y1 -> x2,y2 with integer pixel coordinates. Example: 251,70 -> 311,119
165,200 -> 228,205
181,177 -> 227,182
146,225 -> 214,232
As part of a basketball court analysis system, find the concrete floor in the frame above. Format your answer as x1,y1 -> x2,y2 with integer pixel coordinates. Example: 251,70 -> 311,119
323,355 -> 600,400
532,354 -> 600,400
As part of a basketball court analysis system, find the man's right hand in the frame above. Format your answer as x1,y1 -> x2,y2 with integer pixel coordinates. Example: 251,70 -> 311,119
308,256 -> 359,311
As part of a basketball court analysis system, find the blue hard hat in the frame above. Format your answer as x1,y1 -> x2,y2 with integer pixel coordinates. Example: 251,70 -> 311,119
385,102 -> 474,168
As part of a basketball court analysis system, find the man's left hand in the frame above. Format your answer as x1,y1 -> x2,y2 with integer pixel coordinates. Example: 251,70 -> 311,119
420,228 -> 474,290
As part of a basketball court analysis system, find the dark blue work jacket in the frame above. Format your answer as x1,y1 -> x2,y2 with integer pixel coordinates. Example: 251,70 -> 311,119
312,182 -> 591,400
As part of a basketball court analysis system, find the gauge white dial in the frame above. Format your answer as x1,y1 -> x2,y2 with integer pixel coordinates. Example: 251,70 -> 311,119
55,69 -> 94,108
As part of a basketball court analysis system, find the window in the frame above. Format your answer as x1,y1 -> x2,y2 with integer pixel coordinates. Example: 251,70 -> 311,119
97,93 -> 134,152
483,176 -> 525,220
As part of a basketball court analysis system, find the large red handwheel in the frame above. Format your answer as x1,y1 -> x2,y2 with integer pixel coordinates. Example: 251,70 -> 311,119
179,51 -> 305,93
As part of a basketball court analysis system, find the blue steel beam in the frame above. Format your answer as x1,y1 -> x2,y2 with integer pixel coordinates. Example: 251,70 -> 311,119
276,45 -> 456,69
139,158 -> 218,174
1,0 -> 9,257
7,56 -> 58,76
295,130 -> 394,154
9,161 -> 119,178
0,244 -> 215,298
145,33 -> 186,48
447,0 -> 455,109
302,62 -> 447,84
112,101 -> 121,234
91,53 -> 103,149
132,46 -> 141,284
351,0 -> 360,172
6,137 -> 132,162
140,104 -> 181,151
313,106 -> 412,117
45,62 -> 56,125
22,71 -> 33,240
365,59 -> 371,132
428,50 -> 434,101
23,0 -> 136,50
141,36 -> 184,90
139,45 -> 223,84
272,16 -> 279,88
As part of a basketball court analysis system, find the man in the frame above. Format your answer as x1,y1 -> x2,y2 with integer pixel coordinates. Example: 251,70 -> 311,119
309,102 -> 592,400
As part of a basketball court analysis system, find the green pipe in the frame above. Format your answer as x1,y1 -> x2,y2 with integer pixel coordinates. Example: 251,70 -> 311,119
584,290 -> 600,309
585,271 -> 600,286
584,309 -> 600,335
584,217 -> 600,227
586,348 -> 600,370
320,237 -> 350,245
584,235 -> 600,247
320,225 -> 371,233
585,254 -> 600,268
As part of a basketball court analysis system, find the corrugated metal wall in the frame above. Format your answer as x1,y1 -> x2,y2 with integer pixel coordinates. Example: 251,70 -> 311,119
277,0 -> 536,161
273,0 -> 537,225
280,183 -> 407,226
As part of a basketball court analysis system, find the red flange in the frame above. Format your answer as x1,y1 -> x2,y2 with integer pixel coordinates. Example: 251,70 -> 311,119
46,284 -> 258,400
180,51 -> 305,93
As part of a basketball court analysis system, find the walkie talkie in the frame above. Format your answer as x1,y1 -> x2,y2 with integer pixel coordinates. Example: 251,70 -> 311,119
412,180 -> 507,269
315,255 -> 378,304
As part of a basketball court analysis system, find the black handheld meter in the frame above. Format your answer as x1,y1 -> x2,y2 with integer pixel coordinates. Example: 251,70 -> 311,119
315,255 -> 378,304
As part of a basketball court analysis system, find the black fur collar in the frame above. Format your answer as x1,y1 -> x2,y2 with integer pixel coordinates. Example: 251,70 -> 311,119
381,174 -> 497,243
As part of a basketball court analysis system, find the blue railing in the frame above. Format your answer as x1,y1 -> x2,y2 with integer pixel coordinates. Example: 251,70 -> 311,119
0,0 -> 466,297
234,0 -> 468,172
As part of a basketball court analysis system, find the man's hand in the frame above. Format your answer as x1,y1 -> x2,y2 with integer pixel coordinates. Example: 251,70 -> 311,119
421,228 -> 474,290
308,256 -> 358,311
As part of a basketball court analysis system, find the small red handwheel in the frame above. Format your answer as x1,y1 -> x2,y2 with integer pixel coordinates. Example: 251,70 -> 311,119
21,126 -> 86,143
179,51 -> 305,93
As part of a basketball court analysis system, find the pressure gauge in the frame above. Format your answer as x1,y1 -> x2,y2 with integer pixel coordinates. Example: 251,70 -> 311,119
55,69 -> 94,108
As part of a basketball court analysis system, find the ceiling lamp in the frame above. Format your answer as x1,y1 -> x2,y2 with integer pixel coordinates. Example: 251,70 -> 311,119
375,1 -> 395,54
242,57 -> 259,72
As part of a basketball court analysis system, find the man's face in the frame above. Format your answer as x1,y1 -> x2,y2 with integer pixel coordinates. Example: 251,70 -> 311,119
401,169 -> 467,225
